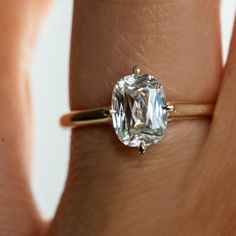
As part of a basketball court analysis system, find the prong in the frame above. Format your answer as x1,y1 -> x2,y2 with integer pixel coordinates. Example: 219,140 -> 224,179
164,104 -> 175,112
103,108 -> 116,117
139,142 -> 147,154
133,66 -> 141,78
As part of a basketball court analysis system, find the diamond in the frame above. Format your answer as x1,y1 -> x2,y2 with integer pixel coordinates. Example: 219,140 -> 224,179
111,68 -> 168,151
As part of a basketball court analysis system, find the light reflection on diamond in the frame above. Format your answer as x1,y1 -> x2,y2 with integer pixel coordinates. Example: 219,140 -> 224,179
111,72 -> 168,148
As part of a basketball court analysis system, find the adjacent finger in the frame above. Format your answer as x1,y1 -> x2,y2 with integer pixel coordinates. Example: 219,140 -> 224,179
174,17 -> 236,235
0,1 -> 52,235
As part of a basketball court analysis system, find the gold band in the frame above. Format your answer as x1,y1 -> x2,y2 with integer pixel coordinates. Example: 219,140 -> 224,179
60,102 -> 214,129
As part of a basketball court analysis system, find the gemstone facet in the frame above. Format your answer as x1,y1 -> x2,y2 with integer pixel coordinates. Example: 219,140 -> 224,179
111,68 -> 168,151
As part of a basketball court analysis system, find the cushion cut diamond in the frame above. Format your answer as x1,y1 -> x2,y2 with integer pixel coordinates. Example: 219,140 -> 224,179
111,70 -> 168,150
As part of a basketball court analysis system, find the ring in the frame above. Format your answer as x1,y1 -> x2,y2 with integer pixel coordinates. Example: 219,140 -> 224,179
60,66 -> 214,154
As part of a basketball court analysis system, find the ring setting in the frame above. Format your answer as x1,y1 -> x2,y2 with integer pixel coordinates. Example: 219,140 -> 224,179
111,66 -> 170,153
61,66 -> 214,154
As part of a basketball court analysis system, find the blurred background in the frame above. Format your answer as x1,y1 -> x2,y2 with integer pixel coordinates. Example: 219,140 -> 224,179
30,0 -> 72,219
30,0 -> 236,219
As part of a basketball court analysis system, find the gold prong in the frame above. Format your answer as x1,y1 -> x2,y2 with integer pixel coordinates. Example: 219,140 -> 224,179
139,142 -> 147,154
165,104 -> 175,112
133,66 -> 141,77
103,108 -> 116,117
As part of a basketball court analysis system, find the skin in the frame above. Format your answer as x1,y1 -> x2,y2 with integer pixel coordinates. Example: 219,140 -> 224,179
0,0 -> 235,235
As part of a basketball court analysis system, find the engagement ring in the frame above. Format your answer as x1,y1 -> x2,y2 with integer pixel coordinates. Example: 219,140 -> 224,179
60,66 -> 214,153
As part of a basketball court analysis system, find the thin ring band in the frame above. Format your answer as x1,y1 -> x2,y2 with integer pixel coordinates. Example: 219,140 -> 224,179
60,66 -> 215,153
60,102 -> 214,129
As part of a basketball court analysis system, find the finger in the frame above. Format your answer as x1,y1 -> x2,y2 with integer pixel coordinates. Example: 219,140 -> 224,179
0,1 -> 52,235
70,1 -> 221,108
173,17 -> 236,235
50,1 -> 221,236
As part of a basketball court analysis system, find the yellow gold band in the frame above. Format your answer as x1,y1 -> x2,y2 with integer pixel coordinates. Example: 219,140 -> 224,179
60,102 -> 214,129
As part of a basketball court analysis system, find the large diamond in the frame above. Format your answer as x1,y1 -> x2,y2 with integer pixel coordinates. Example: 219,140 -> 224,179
111,71 -> 168,149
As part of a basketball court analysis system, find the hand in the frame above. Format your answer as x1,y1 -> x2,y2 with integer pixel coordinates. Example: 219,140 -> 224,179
0,1 -> 235,236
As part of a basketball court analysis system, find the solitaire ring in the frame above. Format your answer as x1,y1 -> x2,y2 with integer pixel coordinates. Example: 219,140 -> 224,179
60,66 -> 214,153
